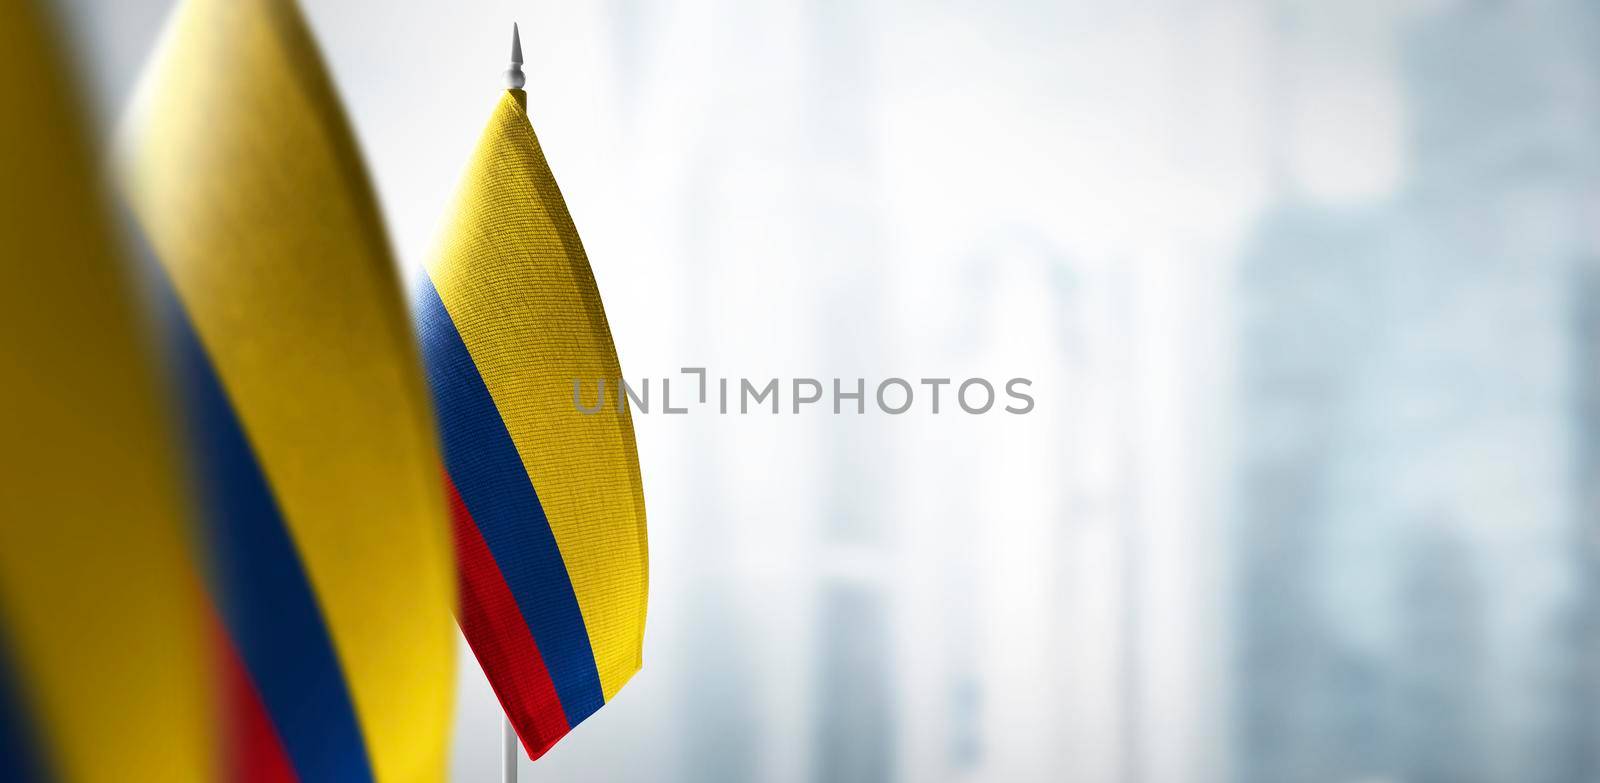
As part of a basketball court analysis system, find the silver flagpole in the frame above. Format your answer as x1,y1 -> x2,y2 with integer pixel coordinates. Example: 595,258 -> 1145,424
500,23 -> 526,783
502,713 -> 519,783
506,23 -> 526,91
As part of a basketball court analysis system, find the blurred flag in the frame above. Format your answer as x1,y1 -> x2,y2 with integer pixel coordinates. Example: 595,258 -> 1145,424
415,81 -> 649,758
0,2 -> 214,781
121,0 -> 455,780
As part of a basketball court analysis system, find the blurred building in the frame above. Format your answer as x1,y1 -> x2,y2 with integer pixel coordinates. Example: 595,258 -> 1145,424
1233,1 -> 1600,781
805,3 -> 897,782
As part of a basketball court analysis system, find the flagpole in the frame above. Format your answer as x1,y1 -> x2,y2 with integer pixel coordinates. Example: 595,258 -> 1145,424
506,23 -> 526,91
499,24 -> 526,783
502,713 -> 519,783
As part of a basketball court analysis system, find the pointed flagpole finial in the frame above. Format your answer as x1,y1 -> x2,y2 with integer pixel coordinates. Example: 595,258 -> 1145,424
506,23 -> 526,90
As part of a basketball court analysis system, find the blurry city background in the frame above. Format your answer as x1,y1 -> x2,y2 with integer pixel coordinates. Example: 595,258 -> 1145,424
50,0 -> 1600,780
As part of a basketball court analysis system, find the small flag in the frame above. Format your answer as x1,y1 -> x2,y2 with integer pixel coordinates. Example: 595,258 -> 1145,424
0,2 -> 214,781
122,0 -> 456,780
415,60 -> 649,758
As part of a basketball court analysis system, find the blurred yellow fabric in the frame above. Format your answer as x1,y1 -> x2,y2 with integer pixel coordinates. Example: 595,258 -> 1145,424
0,2 -> 215,781
121,0 -> 455,779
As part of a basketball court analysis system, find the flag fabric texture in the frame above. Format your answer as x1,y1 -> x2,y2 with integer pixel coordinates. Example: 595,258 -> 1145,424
0,2 -> 215,781
122,1 -> 456,780
416,88 -> 649,760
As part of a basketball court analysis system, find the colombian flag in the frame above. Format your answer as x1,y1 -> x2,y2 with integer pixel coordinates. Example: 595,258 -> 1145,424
121,0 -> 456,780
0,3 -> 214,781
416,85 -> 649,758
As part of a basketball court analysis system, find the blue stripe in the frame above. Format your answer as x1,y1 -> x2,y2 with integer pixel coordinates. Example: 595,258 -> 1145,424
414,279 -> 604,726
161,285 -> 374,783
0,634 -> 47,783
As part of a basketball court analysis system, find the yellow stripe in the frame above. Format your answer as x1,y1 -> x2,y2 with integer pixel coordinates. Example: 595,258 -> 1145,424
428,91 -> 648,701
122,1 -> 454,779
0,3 -> 213,781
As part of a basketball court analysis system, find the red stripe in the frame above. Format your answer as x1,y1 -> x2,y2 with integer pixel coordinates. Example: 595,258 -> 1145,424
212,617 -> 297,783
445,471 -> 572,758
